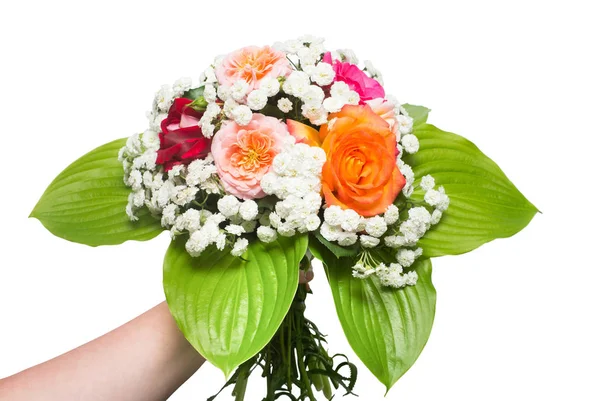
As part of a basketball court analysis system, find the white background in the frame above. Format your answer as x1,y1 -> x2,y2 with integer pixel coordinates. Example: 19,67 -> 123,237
1,0 -> 599,400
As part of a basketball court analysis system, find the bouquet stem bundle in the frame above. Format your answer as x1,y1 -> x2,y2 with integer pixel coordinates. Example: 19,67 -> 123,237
210,259 -> 357,401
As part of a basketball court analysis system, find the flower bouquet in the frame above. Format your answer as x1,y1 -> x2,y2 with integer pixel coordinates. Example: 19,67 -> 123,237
31,36 -> 537,400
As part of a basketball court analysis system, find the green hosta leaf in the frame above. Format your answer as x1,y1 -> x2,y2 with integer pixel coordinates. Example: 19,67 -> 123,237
30,138 -> 163,246
321,248 -> 436,391
402,104 -> 431,128
404,117 -> 538,258
163,235 -> 308,377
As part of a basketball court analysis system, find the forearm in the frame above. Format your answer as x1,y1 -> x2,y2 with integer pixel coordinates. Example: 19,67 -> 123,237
0,302 -> 205,401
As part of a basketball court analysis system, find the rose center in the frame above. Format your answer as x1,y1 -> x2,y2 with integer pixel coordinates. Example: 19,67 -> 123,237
230,130 -> 274,174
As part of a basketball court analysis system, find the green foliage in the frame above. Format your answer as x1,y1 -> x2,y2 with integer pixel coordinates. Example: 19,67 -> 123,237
30,138 -> 163,246
163,235 -> 308,376
316,245 -> 436,391
404,121 -> 538,257
402,104 -> 431,127
313,231 -> 358,259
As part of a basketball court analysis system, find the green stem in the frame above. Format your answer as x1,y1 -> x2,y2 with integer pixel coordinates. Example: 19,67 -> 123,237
232,359 -> 252,401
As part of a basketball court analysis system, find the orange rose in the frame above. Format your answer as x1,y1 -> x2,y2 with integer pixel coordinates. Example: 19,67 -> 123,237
320,104 -> 405,217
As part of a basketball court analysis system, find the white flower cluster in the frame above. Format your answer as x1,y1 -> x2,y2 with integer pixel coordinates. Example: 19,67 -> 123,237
259,143 -> 326,239
184,195 -> 262,257
352,258 -> 420,289
272,36 -> 363,126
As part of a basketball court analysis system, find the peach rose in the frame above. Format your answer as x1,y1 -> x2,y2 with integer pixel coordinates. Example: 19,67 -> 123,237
320,104 -> 405,217
215,45 -> 292,92
211,114 -> 293,199
366,98 -> 399,134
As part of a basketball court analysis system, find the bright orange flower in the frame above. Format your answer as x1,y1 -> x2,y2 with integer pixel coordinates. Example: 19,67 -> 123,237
320,104 -> 405,217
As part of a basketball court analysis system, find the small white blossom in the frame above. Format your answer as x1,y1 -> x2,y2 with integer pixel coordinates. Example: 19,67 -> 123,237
337,48 -> 359,64
277,222 -> 296,237
205,102 -> 221,119
203,84 -> 217,103
405,270 -> 419,286
223,98 -> 238,118
424,189 -> 442,207
311,62 -> 335,86
401,134 -> 420,154
360,235 -> 380,248
154,84 -> 174,112
161,204 -> 178,227
420,175 -> 436,191
186,230 -> 209,257
341,209 -> 361,232
218,85 -> 231,101
247,89 -> 268,110
397,114 -> 414,136
305,214 -> 321,231
173,77 -> 192,96
320,222 -> 342,242
259,77 -> 280,97
384,235 -> 406,248
231,238 -> 249,257
277,98 -> 294,113
173,186 -> 198,206
239,200 -> 259,221
384,204 -> 400,225
230,79 -> 250,101
178,209 -> 201,232
269,212 -> 282,228
338,232 -> 358,246
330,81 -> 351,98
225,224 -> 245,236
232,105 -> 252,126
301,85 -> 325,105
217,195 -> 240,217
282,71 -> 310,97
257,226 -> 277,243
324,205 -> 344,226
141,130 -> 160,151
364,60 -> 383,84
409,207 -> 431,225
168,164 -> 185,179
365,216 -> 388,238
203,67 -> 217,83
215,233 -> 227,251
397,249 -> 419,268
322,97 -> 345,113
431,209 -> 443,225
127,169 -> 143,191
132,190 -> 145,208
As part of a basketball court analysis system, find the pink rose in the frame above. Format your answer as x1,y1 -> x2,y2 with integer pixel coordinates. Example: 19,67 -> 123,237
211,114 -> 293,199
215,46 -> 292,93
323,52 -> 385,102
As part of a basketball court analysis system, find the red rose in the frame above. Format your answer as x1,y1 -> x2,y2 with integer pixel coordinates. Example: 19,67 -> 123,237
156,98 -> 211,171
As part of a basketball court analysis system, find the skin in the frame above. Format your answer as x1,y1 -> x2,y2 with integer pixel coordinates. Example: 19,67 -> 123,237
0,270 -> 314,401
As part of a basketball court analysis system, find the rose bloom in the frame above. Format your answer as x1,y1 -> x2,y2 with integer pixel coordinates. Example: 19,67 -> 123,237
323,52 -> 385,102
156,98 -> 211,171
320,104 -> 405,217
366,98 -> 398,134
211,114 -> 293,199
215,45 -> 292,92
